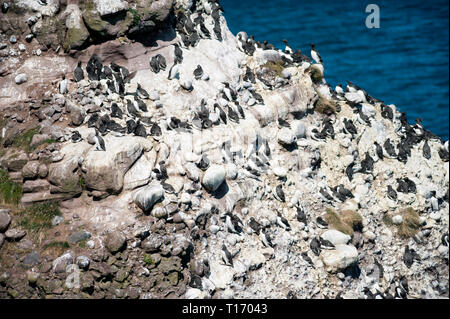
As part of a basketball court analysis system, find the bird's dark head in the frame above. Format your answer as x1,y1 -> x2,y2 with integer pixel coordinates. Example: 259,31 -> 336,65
62,74 -> 65,80
310,43 -> 315,49
77,61 -> 82,67
282,39 -> 289,45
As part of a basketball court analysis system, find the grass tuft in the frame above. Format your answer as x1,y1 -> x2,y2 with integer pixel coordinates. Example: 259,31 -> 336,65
314,93 -> 337,115
308,65 -> 324,84
0,169 -> 23,205
143,254 -> 154,266
43,241 -> 70,250
324,208 -> 363,236
17,202 -> 61,235
397,207 -> 421,238
12,126 -> 40,153
262,61 -> 285,78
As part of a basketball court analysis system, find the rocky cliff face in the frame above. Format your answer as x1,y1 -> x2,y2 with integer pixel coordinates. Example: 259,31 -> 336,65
0,0 -> 449,299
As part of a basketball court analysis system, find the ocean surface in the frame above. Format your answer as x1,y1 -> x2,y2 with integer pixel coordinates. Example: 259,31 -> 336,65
221,0 -> 449,140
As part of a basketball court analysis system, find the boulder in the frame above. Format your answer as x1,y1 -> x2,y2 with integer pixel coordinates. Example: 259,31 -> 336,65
62,4 -> 90,50
123,154 -> 154,190
52,251 -> 74,273
277,127 -> 296,145
5,228 -> 26,241
48,156 -> 82,195
321,244 -> 358,272
105,231 -> 127,254
0,210 -> 11,232
82,136 -> 144,194
21,161 -> 40,179
320,230 -> 351,246
22,179 -> 50,193
202,165 -> 226,192
14,73 -> 28,84
208,260 -> 235,289
133,183 -> 164,213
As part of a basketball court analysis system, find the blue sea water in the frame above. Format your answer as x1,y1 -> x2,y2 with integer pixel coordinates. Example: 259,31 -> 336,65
221,0 -> 449,140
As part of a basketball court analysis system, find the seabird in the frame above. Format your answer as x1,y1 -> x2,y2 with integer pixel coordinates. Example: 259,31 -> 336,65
281,39 -> 293,54
167,62 -> 180,80
343,118 -> 357,136
134,96 -> 148,112
403,245 -> 419,268
310,43 -> 323,64
126,99 -> 140,118
387,185 -> 397,201
174,43 -> 183,64
296,207 -> 307,224
227,105 -> 240,123
374,141 -> 384,160
275,184 -> 286,202
320,237 -> 335,250
59,74 -> 68,94
214,104 -> 227,124
161,181 -> 175,194
134,120 -> 147,137
383,139 -> 397,157
301,252 -> 315,267
310,237 -> 321,256
235,102 -> 245,119
248,217 -> 261,234
335,84 -> 344,95
441,233 -> 448,246
110,103 -> 123,119
225,213 -> 243,233
277,212 -> 291,230
126,119 -> 137,134
193,65 -> 203,80
316,216 -> 328,229
136,84 -> 149,100
422,140 -> 431,159
150,123 -> 162,136
360,152 -> 374,174
1,2 -> 9,13
94,129 -> 105,151
318,187 -> 334,203
74,61 -> 84,82
150,55 -> 160,73
260,229 -> 274,248
221,244 -> 233,266
71,131 -> 82,143
345,162 -> 355,181
278,118 -> 291,128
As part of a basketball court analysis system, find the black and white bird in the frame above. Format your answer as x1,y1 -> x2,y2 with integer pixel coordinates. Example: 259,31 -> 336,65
374,141 -> 384,160
343,118 -> 358,136
260,229 -> 274,248
310,43 -> 323,64
274,184 -> 286,202
150,55 -> 161,73
227,105 -> 240,123
225,212 -> 243,233
335,84 -> 344,96
174,43 -> 183,64
74,61 -> 84,82
310,237 -> 321,256
248,217 -> 261,234
319,237 -> 335,250
296,207 -> 307,224
281,39 -> 293,54
150,122 -> 162,137
136,84 -> 149,100
301,252 -> 315,268
94,129 -> 106,151
126,99 -> 140,118
71,131 -> 82,143
387,185 -> 397,201
167,62 -> 180,80
318,187 -> 334,203
316,216 -> 328,229
383,139 -> 397,158
110,102 -> 123,119
221,244 -> 234,266
422,140 -> 431,159
214,104 -> 227,124
193,65 -> 203,80
59,74 -> 68,94
441,233 -> 448,246
278,118 -> 291,128
277,212 -> 291,230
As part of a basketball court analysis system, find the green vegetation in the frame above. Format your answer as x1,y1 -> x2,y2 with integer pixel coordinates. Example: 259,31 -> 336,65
12,126 -> 40,153
79,177 -> 86,189
43,241 -> 70,250
308,65 -> 324,84
397,207 -> 421,238
0,169 -> 23,205
314,93 -> 337,115
324,208 -> 363,236
143,254 -> 154,266
382,213 -> 393,226
263,61 -> 285,78
129,8 -> 141,26
17,202 -> 61,235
